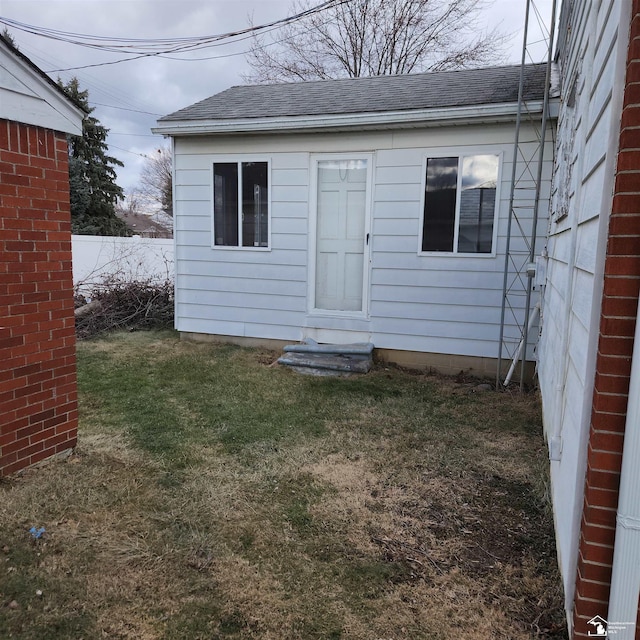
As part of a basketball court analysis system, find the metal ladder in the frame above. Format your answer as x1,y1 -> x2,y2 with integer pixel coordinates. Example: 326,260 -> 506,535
496,0 -> 558,390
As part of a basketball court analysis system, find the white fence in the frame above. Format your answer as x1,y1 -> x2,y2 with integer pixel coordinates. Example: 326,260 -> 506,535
72,235 -> 174,294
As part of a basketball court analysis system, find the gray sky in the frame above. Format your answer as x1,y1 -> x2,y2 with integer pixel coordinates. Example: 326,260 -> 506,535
1,0 -> 557,193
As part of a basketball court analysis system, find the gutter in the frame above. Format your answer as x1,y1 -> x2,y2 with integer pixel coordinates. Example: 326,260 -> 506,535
153,99 -> 557,136
607,296 -> 640,638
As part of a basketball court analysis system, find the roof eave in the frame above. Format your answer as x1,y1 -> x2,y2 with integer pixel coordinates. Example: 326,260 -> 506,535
153,99 -> 557,136
1,37 -> 85,135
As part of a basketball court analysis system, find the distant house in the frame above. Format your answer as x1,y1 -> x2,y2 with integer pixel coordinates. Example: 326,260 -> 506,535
0,36 -> 84,475
538,0 -> 640,636
116,208 -> 173,238
153,63 -> 555,378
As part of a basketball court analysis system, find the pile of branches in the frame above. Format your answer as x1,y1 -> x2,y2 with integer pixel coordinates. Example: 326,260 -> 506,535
74,276 -> 174,340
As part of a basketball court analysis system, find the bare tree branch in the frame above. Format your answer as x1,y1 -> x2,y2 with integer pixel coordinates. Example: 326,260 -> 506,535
243,0 -> 509,84
139,146 -> 173,216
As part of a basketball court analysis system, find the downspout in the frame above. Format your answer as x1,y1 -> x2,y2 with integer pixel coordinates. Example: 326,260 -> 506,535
607,297 -> 640,638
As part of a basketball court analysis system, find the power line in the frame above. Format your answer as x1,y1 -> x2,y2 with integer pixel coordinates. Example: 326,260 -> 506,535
18,40 -> 166,115
108,144 -> 152,159
92,102 -> 163,116
0,1 -> 348,71
109,132 -> 158,137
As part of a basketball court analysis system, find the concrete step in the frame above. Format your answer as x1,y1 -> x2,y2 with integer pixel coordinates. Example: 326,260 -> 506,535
278,340 -> 374,376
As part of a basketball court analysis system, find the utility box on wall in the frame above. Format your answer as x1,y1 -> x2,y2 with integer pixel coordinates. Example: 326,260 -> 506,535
0,37 -> 85,476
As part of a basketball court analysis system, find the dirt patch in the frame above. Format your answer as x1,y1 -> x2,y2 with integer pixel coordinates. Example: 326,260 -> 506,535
306,445 -> 565,638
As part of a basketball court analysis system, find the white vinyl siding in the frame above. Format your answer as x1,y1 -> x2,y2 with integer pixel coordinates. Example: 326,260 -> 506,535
537,0 -> 631,613
0,43 -> 83,135
173,122 -> 552,359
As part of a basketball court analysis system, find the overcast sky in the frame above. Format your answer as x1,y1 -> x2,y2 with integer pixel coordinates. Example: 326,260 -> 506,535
1,0 -> 557,193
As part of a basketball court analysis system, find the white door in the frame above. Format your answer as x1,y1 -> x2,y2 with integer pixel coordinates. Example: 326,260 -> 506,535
314,159 -> 368,312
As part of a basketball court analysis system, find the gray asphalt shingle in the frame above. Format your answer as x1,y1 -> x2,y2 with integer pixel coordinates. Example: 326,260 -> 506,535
159,63 -> 548,123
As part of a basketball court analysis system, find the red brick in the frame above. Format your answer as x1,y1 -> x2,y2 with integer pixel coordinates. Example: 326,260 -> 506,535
53,401 -> 77,416
592,388 -> 631,414
625,73 -> 640,100
48,430 -> 75,447
0,431 -> 17,447
29,156 -> 56,171
55,437 -> 76,453
27,407 -> 56,425
598,335 -> 635,357
1,124 -> 77,477
15,422 -> 45,441
620,127 -> 640,150
0,459 -> 24,476
595,353 -> 633,376
584,502 -> 618,528
28,447 -> 56,467
0,150 -> 25,165
580,521 -> 617,549
0,119 -> 9,148
585,467 -> 621,492
589,429 -> 626,452
617,149 -> 640,171
577,578 -> 612,603
592,410 -> 629,434
18,124 -> 28,154
584,485 -> 620,510
587,446 -> 624,475
604,275 -> 640,306
3,218 -> 34,231
1,436 -> 31,456
578,539 -> 615,568
42,413 -> 70,430
578,555 -> 616,587
17,442 -> 44,461
0,182 -> 18,196
604,255 -> 640,276
607,236 -> 640,259
29,427 -> 57,445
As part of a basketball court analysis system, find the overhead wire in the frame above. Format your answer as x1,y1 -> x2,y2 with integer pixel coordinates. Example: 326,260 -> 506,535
0,0 -> 349,71
16,38 -> 165,115
0,0 -> 350,178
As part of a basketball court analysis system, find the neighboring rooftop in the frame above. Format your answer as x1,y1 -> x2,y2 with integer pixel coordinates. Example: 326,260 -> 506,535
116,209 -> 173,239
159,63 -> 549,123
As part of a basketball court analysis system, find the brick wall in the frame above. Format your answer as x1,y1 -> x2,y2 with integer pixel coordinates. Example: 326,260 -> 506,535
572,4 -> 640,637
0,118 -> 78,476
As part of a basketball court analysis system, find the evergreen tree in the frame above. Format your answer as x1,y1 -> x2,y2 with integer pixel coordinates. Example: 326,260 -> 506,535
58,78 -> 130,236
2,27 -> 18,48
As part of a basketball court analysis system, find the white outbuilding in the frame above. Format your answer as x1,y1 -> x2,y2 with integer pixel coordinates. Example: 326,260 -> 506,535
154,63 -> 554,378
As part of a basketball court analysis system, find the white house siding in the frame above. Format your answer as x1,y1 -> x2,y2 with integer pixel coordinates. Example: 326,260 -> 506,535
0,43 -> 83,136
537,0 -> 631,613
174,121 -> 553,365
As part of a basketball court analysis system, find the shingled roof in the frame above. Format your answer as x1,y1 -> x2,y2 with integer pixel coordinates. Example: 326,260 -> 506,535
159,63 -> 549,123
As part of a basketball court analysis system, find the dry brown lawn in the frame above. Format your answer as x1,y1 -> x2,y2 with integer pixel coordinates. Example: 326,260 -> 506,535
0,331 -> 567,639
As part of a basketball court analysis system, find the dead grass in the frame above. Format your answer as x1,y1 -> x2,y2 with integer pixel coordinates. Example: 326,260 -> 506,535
0,330 -> 567,639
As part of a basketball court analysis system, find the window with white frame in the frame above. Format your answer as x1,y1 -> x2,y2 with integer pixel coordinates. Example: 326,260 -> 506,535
213,161 -> 269,248
421,154 -> 499,254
